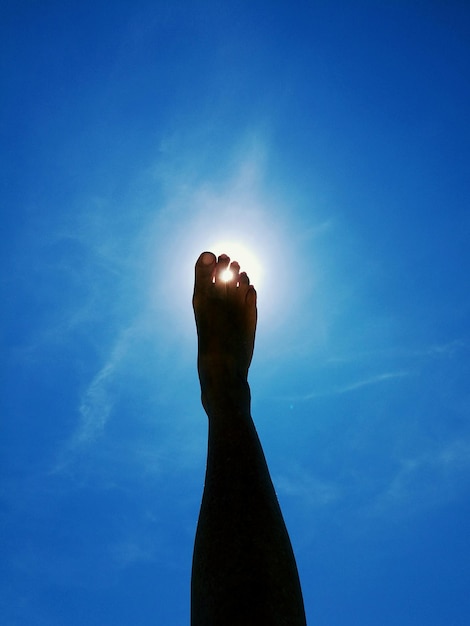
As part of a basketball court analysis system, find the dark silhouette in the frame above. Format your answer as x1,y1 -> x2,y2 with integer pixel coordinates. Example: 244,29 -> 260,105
191,252 -> 306,625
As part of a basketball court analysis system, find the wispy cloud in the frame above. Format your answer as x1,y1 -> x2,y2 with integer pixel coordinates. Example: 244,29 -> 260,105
111,538 -> 157,568
74,327 -> 136,445
369,438 -> 470,519
289,370 -> 411,402
420,339 -> 466,357
334,371 -> 410,393
276,471 -> 341,508
326,340 -> 466,365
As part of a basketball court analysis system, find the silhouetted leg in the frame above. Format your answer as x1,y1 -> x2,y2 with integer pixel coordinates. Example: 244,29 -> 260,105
191,252 -> 306,626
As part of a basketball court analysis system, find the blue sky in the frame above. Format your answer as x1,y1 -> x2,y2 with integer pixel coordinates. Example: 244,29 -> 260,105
2,1 -> 470,624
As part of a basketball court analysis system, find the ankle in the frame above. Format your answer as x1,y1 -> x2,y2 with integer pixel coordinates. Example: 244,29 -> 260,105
200,374 -> 251,419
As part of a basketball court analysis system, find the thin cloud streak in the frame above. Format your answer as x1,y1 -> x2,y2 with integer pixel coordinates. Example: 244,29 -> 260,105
326,340 -> 466,364
369,438 -> 470,519
335,371 -> 411,393
289,370 -> 411,402
74,325 -> 137,445
275,472 -> 341,508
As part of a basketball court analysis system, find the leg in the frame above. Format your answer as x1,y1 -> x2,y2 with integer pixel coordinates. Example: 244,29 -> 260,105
191,252 -> 306,626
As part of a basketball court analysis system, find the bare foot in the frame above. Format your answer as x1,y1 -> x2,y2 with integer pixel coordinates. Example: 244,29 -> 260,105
193,252 -> 257,412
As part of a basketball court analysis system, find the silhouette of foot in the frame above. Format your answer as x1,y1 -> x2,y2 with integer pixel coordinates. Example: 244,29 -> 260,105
193,252 -> 257,409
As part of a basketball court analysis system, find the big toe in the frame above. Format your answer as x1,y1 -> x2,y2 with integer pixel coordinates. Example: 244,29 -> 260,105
194,251 -> 216,292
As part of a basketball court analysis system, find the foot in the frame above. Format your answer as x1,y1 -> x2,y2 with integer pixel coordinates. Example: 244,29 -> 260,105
193,252 -> 257,411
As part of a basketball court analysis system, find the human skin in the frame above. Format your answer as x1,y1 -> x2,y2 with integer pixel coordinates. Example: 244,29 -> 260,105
191,251 -> 306,626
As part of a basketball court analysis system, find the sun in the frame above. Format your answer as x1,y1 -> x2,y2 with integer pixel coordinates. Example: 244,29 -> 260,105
220,268 -> 234,282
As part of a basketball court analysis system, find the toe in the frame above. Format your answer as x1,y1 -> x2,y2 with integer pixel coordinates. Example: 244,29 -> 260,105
228,261 -> 240,286
239,271 -> 250,286
194,251 -> 216,292
246,284 -> 257,327
215,254 -> 231,284
246,285 -> 256,304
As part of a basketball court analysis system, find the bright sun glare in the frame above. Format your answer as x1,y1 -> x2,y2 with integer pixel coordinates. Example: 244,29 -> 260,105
221,269 -> 234,282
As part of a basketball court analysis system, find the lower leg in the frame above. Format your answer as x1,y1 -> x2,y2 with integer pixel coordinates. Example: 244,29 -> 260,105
191,252 -> 306,625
